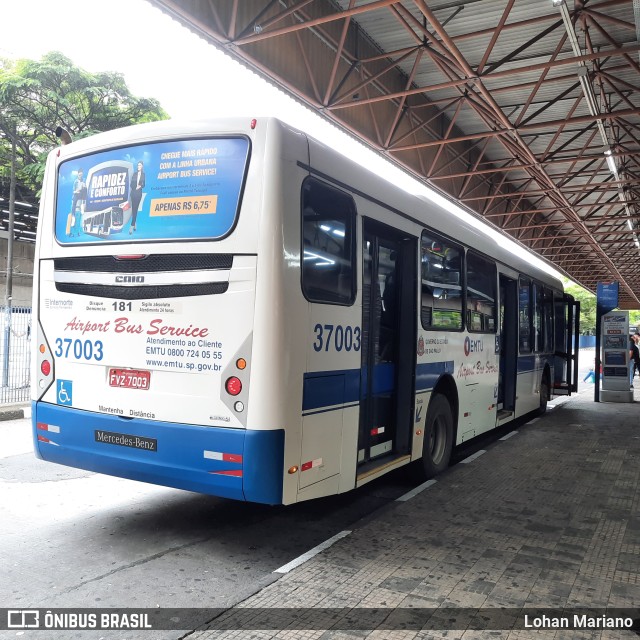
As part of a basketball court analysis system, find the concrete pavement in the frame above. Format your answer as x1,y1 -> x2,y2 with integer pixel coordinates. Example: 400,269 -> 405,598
190,387 -> 640,638
0,403 -> 31,457
2,371 -> 638,637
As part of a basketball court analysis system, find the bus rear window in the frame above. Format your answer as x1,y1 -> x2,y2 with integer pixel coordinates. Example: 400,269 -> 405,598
55,137 -> 250,244
301,178 -> 356,306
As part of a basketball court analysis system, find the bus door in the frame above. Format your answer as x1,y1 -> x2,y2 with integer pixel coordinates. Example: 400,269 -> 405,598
497,275 -> 518,417
553,294 -> 579,395
359,221 -> 416,467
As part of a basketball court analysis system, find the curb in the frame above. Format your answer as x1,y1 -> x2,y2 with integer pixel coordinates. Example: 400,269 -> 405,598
0,405 -> 28,422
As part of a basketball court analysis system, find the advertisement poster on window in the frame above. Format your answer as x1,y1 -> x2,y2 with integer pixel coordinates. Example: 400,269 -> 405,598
55,137 -> 250,244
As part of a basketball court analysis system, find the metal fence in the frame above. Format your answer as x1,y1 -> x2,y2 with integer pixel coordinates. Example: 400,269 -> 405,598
0,306 -> 31,405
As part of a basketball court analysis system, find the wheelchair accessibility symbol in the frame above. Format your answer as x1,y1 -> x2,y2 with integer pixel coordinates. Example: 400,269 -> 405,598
57,380 -> 73,406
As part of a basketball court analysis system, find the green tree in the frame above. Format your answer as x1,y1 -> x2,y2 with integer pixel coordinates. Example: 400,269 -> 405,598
564,279 -> 640,334
630,310 -> 640,333
0,51 -> 168,194
563,279 -> 596,334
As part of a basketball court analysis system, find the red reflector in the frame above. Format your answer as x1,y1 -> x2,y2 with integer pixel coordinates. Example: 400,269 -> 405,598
301,462 -> 313,472
222,453 -> 243,463
225,377 -> 242,396
41,360 -> 51,376
37,422 -> 48,431
210,469 -> 243,477
37,434 -> 50,443
115,255 -> 146,260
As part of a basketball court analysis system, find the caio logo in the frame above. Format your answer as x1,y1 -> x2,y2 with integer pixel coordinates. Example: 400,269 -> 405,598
464,336 -> 484,357
115,275 -> 145,283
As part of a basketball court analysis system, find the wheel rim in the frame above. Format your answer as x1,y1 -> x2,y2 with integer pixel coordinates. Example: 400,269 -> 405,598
540,381 -> 548,408
430,414 -> 447,464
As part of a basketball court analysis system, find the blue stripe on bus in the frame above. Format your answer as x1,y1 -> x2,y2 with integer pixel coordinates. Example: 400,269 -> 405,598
371,363 -> 395,394
243,429 -> 284,504
302,401 -> 360,417
416,361 -> 455,392
303,360 -> 454,412
302,364 -> 393,413
33,402 -> 284,505
517,354 -> 550,374
302,369 -> 360,412
517,354 -> 536,373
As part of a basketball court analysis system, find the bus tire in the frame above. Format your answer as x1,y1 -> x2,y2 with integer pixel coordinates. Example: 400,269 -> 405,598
538,375 -> 549,415
420,393 -> 454,479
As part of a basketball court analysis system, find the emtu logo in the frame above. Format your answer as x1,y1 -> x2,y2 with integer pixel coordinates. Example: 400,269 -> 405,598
464,336 -> 484,357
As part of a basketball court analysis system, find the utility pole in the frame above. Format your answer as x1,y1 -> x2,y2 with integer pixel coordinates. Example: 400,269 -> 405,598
2,128 -> 16,387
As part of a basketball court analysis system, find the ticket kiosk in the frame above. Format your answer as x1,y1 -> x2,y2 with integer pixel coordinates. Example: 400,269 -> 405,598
600,311 -> 633,403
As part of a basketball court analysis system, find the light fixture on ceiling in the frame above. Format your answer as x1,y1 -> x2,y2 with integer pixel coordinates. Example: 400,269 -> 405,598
553,0 -> 639,251
553,1 -> 609,149
604,148 -> 618,178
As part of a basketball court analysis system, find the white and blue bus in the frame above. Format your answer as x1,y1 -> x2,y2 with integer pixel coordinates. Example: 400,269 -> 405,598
32,117 -> 579,505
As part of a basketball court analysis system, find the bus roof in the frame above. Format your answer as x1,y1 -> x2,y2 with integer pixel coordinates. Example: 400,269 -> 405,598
51,116 -> 562,291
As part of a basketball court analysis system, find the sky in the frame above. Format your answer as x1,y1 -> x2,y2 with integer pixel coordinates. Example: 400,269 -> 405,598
1,0 -> 562,278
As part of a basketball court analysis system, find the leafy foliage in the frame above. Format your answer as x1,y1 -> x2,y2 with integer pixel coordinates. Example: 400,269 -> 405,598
630,310 -> 640,332
563,279 -> 640,334
563,280 -> 596,335
0,51 -> 168,194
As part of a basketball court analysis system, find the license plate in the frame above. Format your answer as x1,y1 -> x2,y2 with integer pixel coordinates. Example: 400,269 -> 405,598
108,368 -> 151,390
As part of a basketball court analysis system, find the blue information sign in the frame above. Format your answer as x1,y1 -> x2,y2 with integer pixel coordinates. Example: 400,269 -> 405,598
596,281 -> 619,314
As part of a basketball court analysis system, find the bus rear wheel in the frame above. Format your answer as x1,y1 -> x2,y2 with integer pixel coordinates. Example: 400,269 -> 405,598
538,376 -> 549,415
420,393 -> 454,479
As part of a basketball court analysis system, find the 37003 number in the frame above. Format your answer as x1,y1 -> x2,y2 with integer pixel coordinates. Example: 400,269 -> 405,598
54,338 -> 104,361
313,324 -> 361,352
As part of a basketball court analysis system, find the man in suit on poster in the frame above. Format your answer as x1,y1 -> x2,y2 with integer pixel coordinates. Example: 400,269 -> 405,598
68,168 -> 87,236
130,161 -> 145,234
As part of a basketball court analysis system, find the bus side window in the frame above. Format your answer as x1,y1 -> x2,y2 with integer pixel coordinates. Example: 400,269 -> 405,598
420,231 -> 463,331
301,177 -> 356,306
533,282 -> 543,352
543,288 -> 554,353
519,277 -> 531,353
466,251 -> 496,333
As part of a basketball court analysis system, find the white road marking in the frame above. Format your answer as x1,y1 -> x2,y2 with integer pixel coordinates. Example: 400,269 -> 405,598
459,449 -> 486,464
396,479 -> 437,502
273,530 -> 351,574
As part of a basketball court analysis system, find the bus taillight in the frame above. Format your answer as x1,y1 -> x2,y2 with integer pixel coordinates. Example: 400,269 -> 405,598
40,360 -> 51,376
225,377 -> 242,396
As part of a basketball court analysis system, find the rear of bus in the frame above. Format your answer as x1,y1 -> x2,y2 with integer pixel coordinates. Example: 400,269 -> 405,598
32,118 -> 300,504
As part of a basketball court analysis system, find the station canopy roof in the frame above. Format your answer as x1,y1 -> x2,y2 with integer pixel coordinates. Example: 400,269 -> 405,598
0,180 -> 38,244
156,1 -> 640,306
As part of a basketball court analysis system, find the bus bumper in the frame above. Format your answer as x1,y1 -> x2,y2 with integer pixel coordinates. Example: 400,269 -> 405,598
32,402 -> 285,505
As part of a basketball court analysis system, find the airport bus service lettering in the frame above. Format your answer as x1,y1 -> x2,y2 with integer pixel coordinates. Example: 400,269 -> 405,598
62,316 -> 209,338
